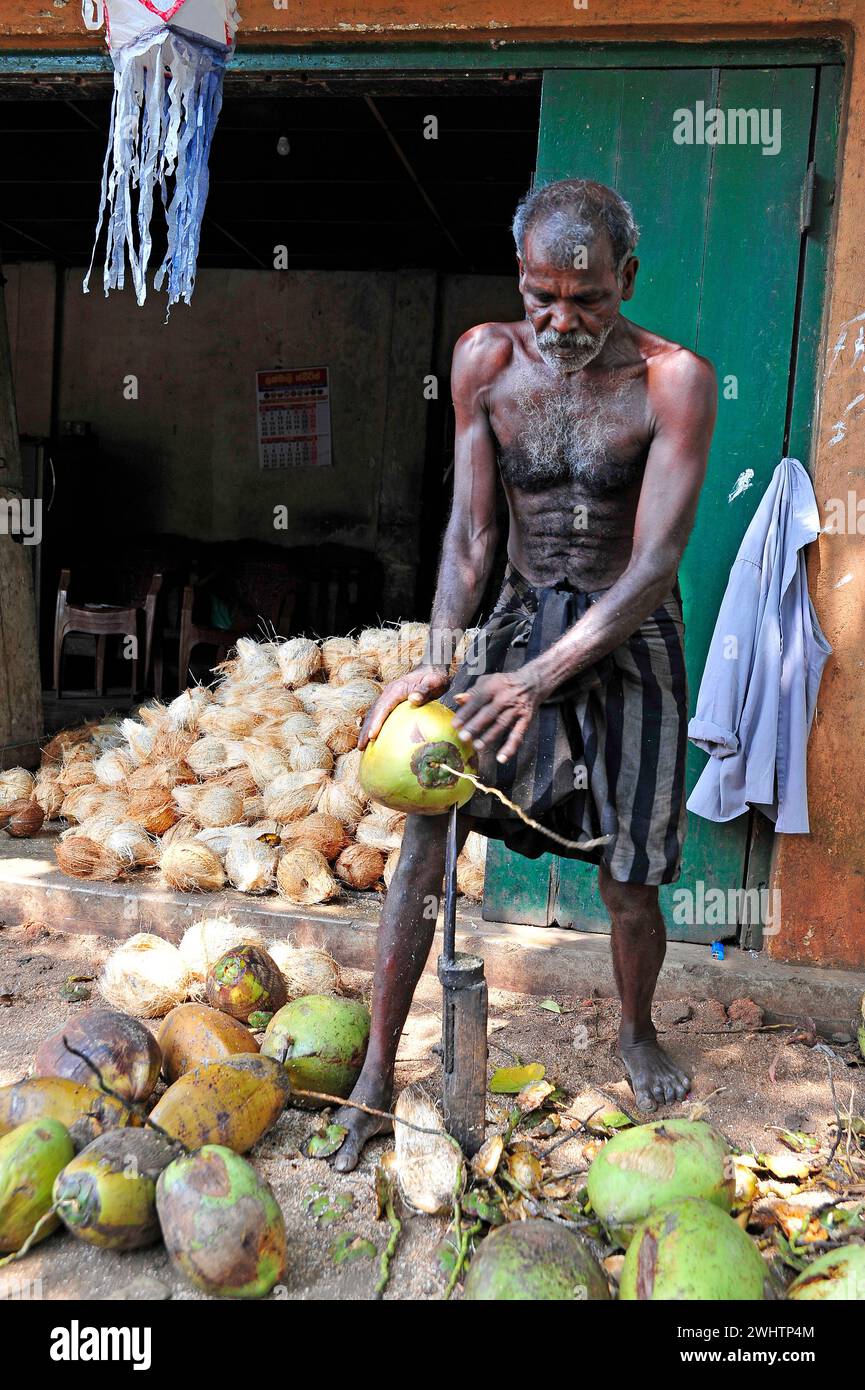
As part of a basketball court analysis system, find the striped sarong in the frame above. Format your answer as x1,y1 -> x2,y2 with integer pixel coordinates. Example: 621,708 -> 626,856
440,563 -> 689,885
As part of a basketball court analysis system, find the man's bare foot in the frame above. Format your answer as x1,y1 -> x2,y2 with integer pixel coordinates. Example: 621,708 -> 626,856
327,1081 -> 393,1173
618,1037 -> 691,1112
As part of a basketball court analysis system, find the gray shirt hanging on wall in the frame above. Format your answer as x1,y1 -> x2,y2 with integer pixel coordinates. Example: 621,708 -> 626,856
687,456 -> 831,834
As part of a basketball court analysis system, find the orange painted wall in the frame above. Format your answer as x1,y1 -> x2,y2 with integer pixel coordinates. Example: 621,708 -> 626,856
1,0 -> 864,967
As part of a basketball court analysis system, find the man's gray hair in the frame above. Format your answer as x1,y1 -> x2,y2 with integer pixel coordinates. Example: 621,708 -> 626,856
512,178 -> 639,275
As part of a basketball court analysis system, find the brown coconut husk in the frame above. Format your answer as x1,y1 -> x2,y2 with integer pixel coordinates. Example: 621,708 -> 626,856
288,741 -> 333,775
242,794 -> 265,821
92,749 -> 136,786
57,761 -> 98,793
263,768 -> 327,822
104,823 -> 160,867
245,684 -> 304,717
198,704 -> 260,739
99,932 -> 192,1017
394,1084 -> 464,1215
160,816 -> 200,847
316,779 -> 364,832
279,812 -> 349,861
335,842 -> 385,890
126,758 -> 193,792
33,769 -> 64,820
242,741 -> 290,789
355,626 -> 399,676
62,786 -> 126,826
186,736 -> 247,777
267,940 -> 343,997
121,718 -> 156,766
160,841 -> 225,892
333,748 -> 367,803
315,709 -> 361,756
165,685 -> 212,731
41,723 -> 98,765
355,813 -> 402,854
329,656 -> 379,685
55,835 -> 125,882
216,635 -> 281,684
172,783 -> 244,828
145,725 -> 199,766
274,712 -> 319,748
127,787 -> 178,835
321,635 -> 356,673
225,836 -> 279,894
207,765 -> 259,796
276,845 -> 339,905
322,678 -> 381,720
293,681 -> 333,717
276,636 -> 322,688
383,845 -> 401,890
178,916 -> 266,985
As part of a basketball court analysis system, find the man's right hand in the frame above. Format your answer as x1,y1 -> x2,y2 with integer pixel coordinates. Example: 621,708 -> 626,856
358,665 -> 451,750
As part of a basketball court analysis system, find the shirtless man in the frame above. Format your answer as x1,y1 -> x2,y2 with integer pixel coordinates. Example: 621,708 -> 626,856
331,178 -> 717,1172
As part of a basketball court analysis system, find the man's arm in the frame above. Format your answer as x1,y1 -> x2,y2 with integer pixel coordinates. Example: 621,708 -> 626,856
424,326 -> 502,664
359,325 -> 501,747
453,348 -> 717,761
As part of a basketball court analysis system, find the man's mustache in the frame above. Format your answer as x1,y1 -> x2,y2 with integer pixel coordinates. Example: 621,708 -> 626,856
536,328 -> 600,354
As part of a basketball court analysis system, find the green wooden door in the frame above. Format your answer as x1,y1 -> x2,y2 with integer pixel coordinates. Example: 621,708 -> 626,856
484,60 -> 841,943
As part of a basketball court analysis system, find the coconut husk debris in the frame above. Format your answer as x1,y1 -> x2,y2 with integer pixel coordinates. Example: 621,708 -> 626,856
5,624 -> 485,907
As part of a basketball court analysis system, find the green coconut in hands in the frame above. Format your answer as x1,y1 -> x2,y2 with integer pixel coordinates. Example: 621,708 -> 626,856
463,1220 -> 611,1301
261,995 -> 370,1105
620,1197 -> 767,1300
586,1118 -> 733,1237
360,699 -> 477,815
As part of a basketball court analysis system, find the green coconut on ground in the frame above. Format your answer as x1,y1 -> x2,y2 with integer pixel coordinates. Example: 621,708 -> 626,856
586,1118 -> 733,1235
619,1197 -> 768,1301
462,1219 -> 611,1301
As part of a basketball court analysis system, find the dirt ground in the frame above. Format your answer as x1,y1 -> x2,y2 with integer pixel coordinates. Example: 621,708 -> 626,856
0,918 -> 860,1301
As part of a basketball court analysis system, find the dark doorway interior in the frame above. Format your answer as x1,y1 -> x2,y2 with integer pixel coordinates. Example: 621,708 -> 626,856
1,71 -> 539,710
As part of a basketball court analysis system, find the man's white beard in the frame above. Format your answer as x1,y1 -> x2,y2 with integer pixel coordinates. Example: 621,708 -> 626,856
535,318 -> 616,374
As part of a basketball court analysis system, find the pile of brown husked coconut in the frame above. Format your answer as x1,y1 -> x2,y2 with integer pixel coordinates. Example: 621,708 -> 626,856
0,625 -> 487,906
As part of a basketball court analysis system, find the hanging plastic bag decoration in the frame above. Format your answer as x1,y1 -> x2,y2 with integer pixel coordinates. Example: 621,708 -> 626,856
82,0 -> 240,309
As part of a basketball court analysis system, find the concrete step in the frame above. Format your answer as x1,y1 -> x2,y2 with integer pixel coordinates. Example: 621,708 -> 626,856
0,834 -> 861,1036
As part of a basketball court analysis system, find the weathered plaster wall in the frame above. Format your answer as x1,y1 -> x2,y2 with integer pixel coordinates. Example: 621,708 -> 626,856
2,0 -> 864,965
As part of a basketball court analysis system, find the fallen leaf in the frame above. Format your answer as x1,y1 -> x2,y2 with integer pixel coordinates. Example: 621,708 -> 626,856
490,1062 -> 545,1094
538,999 -> 562,1014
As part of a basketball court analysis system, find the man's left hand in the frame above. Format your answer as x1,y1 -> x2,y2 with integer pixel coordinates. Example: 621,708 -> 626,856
452,671 -> 540,763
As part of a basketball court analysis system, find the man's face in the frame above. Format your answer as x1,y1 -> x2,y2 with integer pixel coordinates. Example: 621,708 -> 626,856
518,225 -> 637,373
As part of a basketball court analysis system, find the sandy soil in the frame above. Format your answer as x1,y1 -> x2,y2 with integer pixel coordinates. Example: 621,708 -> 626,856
0,919 -> 860,1301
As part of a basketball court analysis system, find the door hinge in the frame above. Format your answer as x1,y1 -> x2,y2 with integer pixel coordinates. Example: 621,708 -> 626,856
800,160 -> 816,234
